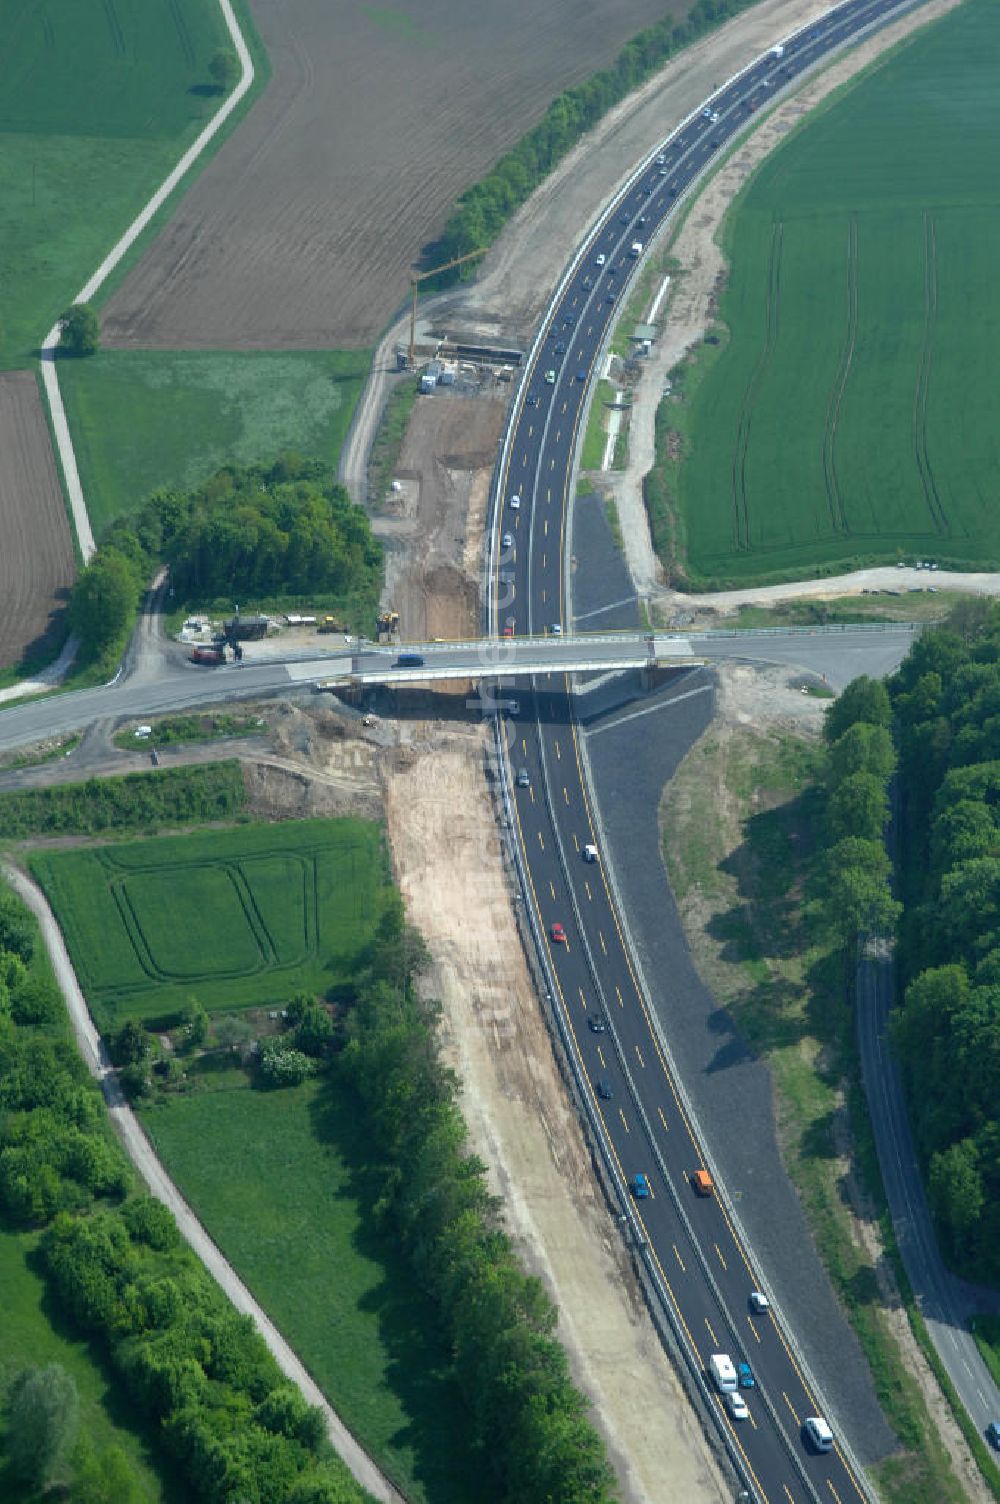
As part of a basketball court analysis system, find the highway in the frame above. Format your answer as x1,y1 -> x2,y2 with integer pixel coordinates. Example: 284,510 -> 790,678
489,2 -> 924,1499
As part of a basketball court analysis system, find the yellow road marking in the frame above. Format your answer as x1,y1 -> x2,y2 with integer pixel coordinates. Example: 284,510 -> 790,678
658,1107 -> 669,1132
619,1107 -> 629,1134
563,786 -> 569,805
714,1243 -> 728,1272
828,1483 -> 844,1504
541,587 -> 547,604
747,1316 -> 761,1344
782,1391 -> 800,1425
578,988 -> 587,1009
599,931 -> 607,955
615,985 -> 624,1007
635,1044 -> 645,1069
542,552 -> 547,569
549,880 -> 556,899
572,832 -> 579,851
555,430 -> 561,444
783,1487 -> 795,1504
673,1244 -> 686,1273
705,1318 -> 718,1347
597,1045 -> 606,1068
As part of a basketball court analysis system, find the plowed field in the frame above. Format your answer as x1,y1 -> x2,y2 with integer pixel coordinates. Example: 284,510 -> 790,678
101,0 -> 684,351
0,374 -> 75,670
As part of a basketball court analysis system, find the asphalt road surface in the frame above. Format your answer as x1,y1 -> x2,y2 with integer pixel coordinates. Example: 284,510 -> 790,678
489,1 -> 927,1499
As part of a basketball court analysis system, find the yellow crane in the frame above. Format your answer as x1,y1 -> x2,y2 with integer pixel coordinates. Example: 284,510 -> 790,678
408,247 -> 487,367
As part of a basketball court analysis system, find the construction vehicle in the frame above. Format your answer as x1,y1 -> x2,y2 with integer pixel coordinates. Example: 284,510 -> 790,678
317,614 -> 345,634
407,247 -> 487,367
376,609 -> 400,644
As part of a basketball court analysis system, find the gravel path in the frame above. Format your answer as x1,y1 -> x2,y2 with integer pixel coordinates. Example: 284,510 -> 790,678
3,861 -> 404,1504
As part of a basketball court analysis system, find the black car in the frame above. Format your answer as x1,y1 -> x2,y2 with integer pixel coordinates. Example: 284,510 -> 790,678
526,392 -> 540,407
588,1014 -> 607,1034
576,370 -> 587,382
596,1078 -> 613,1100
563,313 -> 574,325
395,653 -> 424,668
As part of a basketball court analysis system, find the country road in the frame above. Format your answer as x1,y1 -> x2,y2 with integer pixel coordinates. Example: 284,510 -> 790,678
3,861 -> 405,1504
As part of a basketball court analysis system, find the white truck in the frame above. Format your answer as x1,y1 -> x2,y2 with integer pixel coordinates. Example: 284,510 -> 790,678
629,240 -> 643,258
709,1353 -> 738,1393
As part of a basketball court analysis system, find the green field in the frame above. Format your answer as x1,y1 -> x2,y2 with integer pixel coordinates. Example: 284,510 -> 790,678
30,820 -> 387,1028
59,349 -> 371,536
664,0 -> 1000,588
0,0 -> 255,370
141,1073 -> 480,1504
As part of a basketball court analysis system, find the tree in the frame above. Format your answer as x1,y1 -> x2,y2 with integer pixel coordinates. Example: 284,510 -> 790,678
819,837 -> 900,947
209,47 -> 239,91
109,1019 -> 149,1068
180,1001 -> 209,1052
928,1138 -> 984,1264
826,723 -> 895,787
72,1439 -> 140,1504
57,302 -> 100,356
0,891 -> 34,963
69,548 -> 141,662
826,771 -> 889,844
823,675 -> 891,743
294,1001 -> 334,1057
6,1363 -> 80,1487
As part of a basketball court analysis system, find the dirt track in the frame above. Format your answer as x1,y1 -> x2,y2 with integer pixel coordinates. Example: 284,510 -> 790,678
100,0 -> 686,351
0,373 -> 76,670
377,391 -> 506,642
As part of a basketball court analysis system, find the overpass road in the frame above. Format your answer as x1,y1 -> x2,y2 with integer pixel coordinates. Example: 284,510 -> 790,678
487,1 -> 926,1500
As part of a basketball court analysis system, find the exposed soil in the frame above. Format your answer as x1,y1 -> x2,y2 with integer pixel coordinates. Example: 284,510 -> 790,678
376,391 -> 506,643
381,727 -> 728,1504
0,373 -> 76,670
100,0 -> 687,351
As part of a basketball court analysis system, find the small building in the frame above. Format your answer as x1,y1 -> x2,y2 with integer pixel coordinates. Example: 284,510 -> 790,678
420,360 -> 444,394
224,614 -> 269,641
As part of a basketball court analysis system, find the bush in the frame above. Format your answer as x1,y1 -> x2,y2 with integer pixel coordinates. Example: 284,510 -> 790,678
257,1040 -> 316,1089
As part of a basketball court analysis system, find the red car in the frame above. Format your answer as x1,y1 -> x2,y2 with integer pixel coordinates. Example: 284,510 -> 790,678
551,923 -> 567,945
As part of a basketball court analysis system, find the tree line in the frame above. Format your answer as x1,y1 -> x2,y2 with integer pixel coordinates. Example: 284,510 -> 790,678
0,880 -> 367,1503
888,601 -> 1000,1279
0,761 -> 246,840
434,0 -> 757,272
340,893 -> 617,1504
69,454 -> 382,672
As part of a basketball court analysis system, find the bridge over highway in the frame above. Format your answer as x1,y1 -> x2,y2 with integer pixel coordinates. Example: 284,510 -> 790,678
304,622 -> 918,688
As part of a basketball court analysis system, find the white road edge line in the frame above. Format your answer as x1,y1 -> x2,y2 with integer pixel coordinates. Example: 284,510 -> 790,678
39,0 -> 256,564
584,680 -> 712,736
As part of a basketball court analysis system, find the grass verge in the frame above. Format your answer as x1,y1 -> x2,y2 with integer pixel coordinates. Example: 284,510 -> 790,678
139,1071 -> 481,1504
661,721 -> 977,1504
112,713 -> 264,752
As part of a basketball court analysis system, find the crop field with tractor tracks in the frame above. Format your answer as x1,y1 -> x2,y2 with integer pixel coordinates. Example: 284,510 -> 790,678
666,0 -> 1000,587
29,819 -> 386,1028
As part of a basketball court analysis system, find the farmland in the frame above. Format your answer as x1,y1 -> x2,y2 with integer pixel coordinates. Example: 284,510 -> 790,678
141,1072 -> 481,1504
666,0 -> 1000,588
0,0 -> 243,371
101,0 -> 687,350
0,374 -> 76,671
58,349 -> 370,535
29,819 -> 387,1029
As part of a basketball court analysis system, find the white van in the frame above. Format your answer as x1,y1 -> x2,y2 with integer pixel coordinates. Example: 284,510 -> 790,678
804,1416 -> 834,1452
709,1353 -> 737,1393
